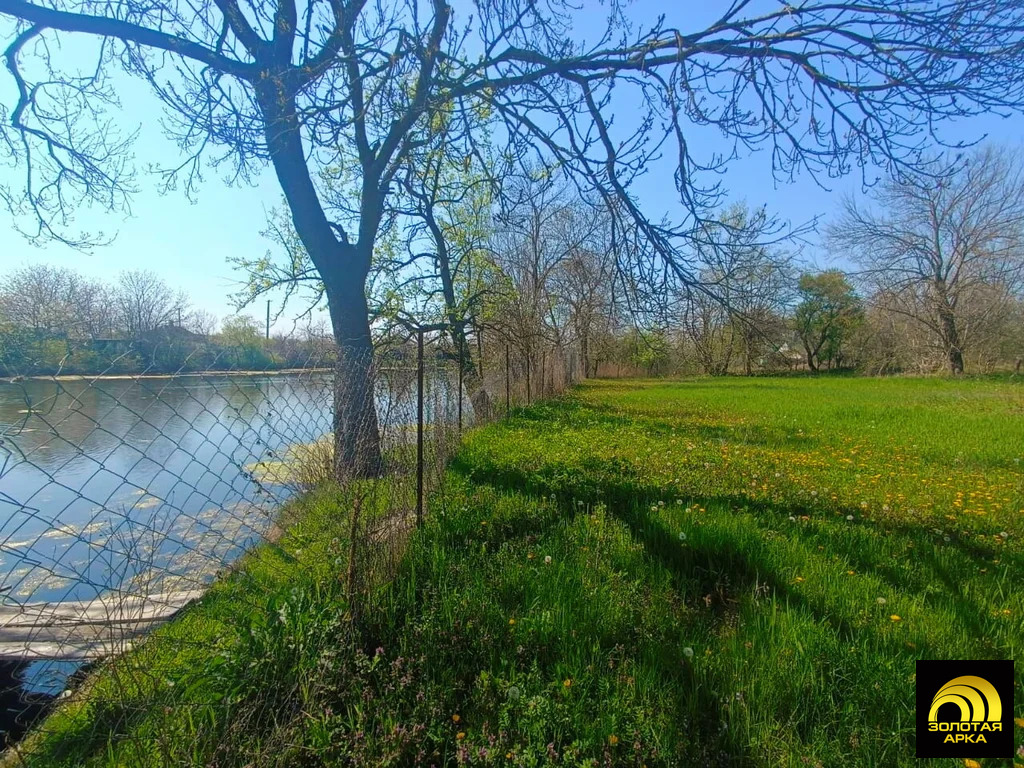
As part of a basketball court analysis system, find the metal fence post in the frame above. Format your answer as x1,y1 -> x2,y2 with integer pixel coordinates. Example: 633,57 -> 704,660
505,343 -> 511,413
416,328 -> 424,527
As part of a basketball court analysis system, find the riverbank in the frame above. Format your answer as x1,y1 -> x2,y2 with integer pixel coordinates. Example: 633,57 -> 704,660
4,482 -> 379,765
9,377 -> 1024,766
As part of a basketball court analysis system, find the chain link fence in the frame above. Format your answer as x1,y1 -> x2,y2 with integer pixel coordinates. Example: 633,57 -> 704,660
0,328 -> 579,751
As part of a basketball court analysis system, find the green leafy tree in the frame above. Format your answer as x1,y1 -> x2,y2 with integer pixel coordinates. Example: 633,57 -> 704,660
793,271 -> 863,371
218,314 -> 275,369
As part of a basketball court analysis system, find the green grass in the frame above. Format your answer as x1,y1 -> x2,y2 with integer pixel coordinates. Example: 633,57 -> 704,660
16,376 -> 1024,767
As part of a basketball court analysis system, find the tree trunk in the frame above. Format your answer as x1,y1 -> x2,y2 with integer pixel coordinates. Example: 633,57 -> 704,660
428,228 -> 491,422
804,343 -> 818,372
937,303 -> 965,375
324,270 -> 382,479
579,328 -> 590,380
258,88 -> 383,479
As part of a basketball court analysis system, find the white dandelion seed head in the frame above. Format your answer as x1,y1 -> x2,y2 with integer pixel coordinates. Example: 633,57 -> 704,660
876,597 -> 887,605
544,555 -> 552,564
682,647 -> 694,659
846,515 -> 854,521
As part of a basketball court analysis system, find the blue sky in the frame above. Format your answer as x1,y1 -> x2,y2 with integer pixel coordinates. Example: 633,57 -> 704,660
1,0 -> 1021,333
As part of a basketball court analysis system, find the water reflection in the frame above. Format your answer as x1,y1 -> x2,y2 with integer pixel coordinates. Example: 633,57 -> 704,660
0,373 -> 338,606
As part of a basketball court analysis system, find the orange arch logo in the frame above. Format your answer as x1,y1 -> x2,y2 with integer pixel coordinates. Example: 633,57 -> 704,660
928,676 -> 1002,723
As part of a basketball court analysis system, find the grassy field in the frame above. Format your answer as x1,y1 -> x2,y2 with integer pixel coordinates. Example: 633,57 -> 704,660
16,376 -> 1024,767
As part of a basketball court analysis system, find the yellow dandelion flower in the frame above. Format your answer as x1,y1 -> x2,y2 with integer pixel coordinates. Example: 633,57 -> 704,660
508,618 -> 516,625
563,678 -> 572,688
1015,717 -> 1024,728
890,614 -> 902,622
608,734 -> 619,745
452,714 -> 460,723
456,732 -> 466,740
963,760 -> 982,768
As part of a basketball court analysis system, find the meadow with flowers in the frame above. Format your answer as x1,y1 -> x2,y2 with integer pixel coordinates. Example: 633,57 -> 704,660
356,376 -> 1023,766
16,376 -> 1024,767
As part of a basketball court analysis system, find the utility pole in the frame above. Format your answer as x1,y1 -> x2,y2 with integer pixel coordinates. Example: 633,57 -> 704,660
266,300 -> 271,340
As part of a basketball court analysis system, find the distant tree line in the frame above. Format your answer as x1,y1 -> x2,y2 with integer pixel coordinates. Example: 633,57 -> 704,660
0,267 -> 333,376
345,147 -> 1023,381
6,147 -> 1021,381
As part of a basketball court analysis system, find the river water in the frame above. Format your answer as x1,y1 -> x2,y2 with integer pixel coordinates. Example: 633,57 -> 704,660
0,369 -> 457,697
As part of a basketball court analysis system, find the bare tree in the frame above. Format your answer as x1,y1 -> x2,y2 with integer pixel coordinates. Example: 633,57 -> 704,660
0,263 -> 115,337
489,174 -> 582,385
114,270 -> 188,339
186,309 -> 219,339
832,147 -> 1024,374
551,211 -> 619,379
698,205 -> 796,374
4,0 -> 1024,474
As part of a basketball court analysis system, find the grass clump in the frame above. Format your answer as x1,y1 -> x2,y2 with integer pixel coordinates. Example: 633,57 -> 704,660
14,376 -> 1024,767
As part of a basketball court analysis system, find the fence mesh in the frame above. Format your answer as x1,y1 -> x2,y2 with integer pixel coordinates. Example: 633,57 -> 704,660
0,329 -> 578,752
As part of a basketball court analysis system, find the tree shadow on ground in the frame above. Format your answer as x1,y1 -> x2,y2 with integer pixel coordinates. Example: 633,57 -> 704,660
446,456 -> 963,760
450,449 -> 1013,661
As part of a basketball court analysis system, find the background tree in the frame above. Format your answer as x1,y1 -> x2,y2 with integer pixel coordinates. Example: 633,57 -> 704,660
0,264 -> 109,337
703,205 -> 796,375
831,147 -> 1024,374
114,270 -> 189,339
550,213 -> 619,379
4,0 -> 1024,475
793,271 -> 863,372
218,314 -> 263,347
186,310 -> 220,339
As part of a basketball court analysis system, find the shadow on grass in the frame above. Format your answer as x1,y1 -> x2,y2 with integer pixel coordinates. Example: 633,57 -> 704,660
451,445 -> 1017,660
